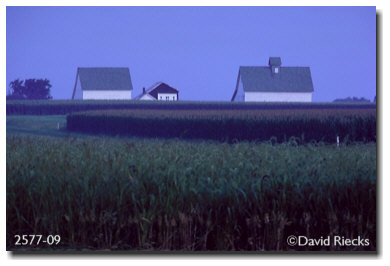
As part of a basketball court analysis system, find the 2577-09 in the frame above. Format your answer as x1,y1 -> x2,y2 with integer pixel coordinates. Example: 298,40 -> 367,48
14,235 -> 61,246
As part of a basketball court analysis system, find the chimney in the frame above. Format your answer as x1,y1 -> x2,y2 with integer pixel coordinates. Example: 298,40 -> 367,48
269,57 -> 282,74
142,87 -> 146,94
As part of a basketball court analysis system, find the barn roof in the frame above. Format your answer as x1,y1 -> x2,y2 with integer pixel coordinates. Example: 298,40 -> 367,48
77,67 -> 133,91
239,66 -> 314,93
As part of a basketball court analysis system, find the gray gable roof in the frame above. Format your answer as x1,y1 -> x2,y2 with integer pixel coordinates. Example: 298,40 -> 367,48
239,66 -> 314,93
78,67 -> 133,91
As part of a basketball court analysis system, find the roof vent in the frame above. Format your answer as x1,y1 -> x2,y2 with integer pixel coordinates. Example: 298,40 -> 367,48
269,57 -> 281,74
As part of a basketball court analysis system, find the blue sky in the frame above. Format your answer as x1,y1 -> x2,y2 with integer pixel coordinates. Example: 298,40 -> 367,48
6,6 -> 376,101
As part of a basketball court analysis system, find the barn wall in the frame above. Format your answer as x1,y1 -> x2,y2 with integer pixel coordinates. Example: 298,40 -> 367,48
83,90 -> 132,100
245,92 -> 312,102
157,93 -> 178,101
233,77 -> 245,102
73,76 -> 83,99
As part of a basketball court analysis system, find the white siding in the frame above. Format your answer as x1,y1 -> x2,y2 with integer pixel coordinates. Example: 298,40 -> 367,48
245,92 -> 312,102
83,90 -> 132,100
157,93 -> 178,101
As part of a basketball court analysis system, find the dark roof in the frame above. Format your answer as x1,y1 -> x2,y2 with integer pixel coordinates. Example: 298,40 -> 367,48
239,66 -> 314,93
78,67 -> 133,91
148,82 -> 178,99
269,57 -> 281,66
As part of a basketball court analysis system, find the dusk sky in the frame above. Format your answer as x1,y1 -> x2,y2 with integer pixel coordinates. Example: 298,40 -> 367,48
6,6 -> 376,102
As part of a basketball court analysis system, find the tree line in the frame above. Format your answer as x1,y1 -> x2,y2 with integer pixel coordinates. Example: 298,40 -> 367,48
7,79 -> 52,100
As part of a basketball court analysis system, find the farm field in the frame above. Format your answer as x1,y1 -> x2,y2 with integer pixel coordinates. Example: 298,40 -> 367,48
6,100 -> 376,115
7,135 -> 376,251
6,102 -> 377,251
67,108 -> 376,143
7,115 -> 68,137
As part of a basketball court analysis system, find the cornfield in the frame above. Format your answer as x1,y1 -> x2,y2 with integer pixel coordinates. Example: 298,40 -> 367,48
6,136 -> 376,251
67,108 -> 376,143
6,100 -> 376,115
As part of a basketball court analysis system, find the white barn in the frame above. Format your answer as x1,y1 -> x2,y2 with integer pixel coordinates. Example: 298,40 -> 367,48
72,67 -> 133,100
231,57 -> 314,102
134,82 -> 179,101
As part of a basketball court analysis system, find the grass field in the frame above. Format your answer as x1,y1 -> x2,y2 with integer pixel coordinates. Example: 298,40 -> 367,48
6,113 -> 377,251
7,115 -> 67,136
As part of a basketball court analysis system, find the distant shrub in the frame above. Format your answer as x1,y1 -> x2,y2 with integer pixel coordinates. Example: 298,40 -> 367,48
333,97 -> 371,103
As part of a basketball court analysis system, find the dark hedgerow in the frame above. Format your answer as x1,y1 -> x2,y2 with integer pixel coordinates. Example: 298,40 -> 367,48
66,108 -> 376,143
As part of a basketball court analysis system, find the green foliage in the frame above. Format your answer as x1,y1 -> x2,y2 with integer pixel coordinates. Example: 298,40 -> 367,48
7,136 -> 376,251
67,108 -> 376,143
7,79 -> 52,100
333,97 -> 371,103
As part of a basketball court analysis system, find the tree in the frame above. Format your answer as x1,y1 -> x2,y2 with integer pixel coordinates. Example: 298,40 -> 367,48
7,78 -> 52,100
333,96 -> 370,103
